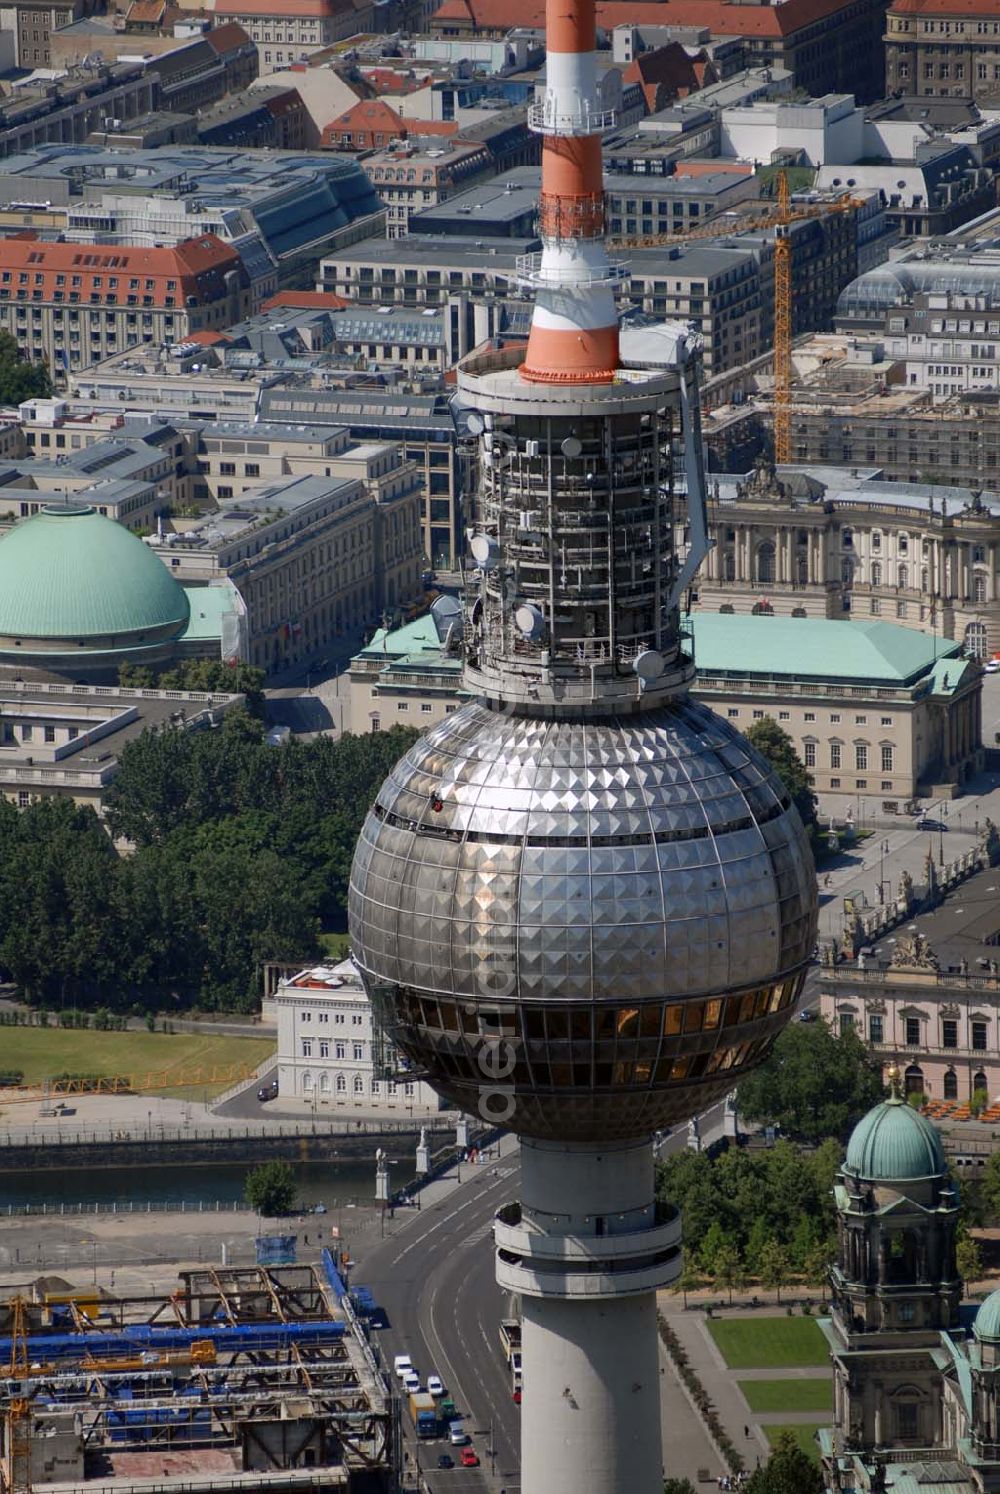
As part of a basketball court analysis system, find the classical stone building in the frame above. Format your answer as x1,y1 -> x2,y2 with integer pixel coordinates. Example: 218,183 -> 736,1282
695,459 -> 1000,660
821,863 -> 1000,1105
821,1077 -> 1000,1492
274,960 -> 442,1114
350,607 -> 983,808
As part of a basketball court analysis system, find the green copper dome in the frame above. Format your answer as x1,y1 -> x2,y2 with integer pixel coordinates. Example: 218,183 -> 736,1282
975,1290 -> 1000,1342
0,506 -> 189,644
844,1095 -> 947,1182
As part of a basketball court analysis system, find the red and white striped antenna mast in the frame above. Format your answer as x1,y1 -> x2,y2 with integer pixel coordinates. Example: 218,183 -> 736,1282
519,0 -> 623,383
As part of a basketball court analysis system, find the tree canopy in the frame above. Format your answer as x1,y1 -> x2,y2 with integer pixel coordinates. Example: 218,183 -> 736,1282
745,1431 -> 823,1494
656,1137 -> 841,1276
736,1017 -> 885,1144
245,1160 -> 297,1216
0,331 -> 50,404
745,716 -> 818,832
118,659 -> 267,718
0,718 -> 419,1011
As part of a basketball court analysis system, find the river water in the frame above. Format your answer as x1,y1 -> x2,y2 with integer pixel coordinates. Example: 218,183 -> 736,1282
0,1157 -> 416,1211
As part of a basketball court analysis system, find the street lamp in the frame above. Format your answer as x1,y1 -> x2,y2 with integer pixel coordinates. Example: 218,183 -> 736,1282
878,838 -> 889,904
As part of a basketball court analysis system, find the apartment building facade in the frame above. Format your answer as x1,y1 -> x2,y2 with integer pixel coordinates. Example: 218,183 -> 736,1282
0,236 -> 250,381
885,0 -> 1000,101
155,471 -> 422,672
0,0 -> 83,68
215,0 -> 377,73
365,141 -> 495,237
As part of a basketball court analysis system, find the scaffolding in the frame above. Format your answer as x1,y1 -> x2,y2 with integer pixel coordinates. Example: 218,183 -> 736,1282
0,1269 -> 395,1492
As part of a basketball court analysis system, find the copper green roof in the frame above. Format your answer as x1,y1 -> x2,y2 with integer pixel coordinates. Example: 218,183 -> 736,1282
974,1289 -> 1000,1343
686,613 -> 964,687
0,506 -> 189,641
844,1094 -> 947,1182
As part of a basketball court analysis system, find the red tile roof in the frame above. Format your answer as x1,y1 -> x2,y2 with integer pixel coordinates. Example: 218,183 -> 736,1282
623,41 -> 703,107
261,290 -> 350,310
125,0 -> 167,22
0,235 -> 242,307
205,18 -> 256,46
432,0 -> 867,39
890,0 -> 1000,11
215,0 -> 350,14
328,96 -> 406,132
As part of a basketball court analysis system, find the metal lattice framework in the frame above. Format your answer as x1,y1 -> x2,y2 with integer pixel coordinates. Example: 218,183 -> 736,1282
0,1271 -> 395,1483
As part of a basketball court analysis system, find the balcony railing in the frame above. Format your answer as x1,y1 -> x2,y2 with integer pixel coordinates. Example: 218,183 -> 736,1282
826,965 -> 1000,991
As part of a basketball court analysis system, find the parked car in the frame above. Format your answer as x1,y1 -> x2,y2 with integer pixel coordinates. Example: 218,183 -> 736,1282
984,659 -> 1000,673
797,1009 -> 814,1023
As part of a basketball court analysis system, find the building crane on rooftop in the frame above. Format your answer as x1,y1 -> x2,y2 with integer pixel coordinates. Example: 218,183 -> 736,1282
2,1297 -> 32,1494
608,170 -> 864,460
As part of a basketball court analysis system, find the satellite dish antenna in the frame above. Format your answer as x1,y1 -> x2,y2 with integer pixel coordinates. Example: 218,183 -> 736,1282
470,533 -> 500,571
633,649 -> 666,683
466,411 -> 485,436
514,603 -> 546,641
561,436 -> 583,459
430,594 -> 463,643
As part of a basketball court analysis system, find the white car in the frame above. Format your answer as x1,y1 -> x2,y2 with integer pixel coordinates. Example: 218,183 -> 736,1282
985,659 -> 1000,673
427,1375 -> 445,1397
402,1372 -> 421,1394
393,1355 -> 413,1380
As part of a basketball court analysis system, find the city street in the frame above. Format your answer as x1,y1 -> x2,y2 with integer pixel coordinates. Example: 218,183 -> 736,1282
815,765 -> 1000,941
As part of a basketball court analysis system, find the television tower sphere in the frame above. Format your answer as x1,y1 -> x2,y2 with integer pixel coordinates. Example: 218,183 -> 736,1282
349,695 -> 816,1143
348,0 -> 816,1481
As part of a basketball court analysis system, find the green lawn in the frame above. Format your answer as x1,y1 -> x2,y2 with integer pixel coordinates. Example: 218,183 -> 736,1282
0,1029 -> 275,1098
708,1316 -> 829,1369
319,931 -> 351,959
764,1424 -> 824,1462
739,1378 -> 833,1414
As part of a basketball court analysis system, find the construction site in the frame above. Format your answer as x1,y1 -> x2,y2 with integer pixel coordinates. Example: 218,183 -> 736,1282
0,1255 -> 397,1494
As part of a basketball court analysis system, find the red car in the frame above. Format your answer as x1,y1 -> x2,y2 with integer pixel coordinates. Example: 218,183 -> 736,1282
460,1448 -> 480,1468
513,1390 -> 522,1405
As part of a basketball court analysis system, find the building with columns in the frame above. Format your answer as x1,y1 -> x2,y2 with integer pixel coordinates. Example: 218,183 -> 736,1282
820,865 -> 1000,1106
695,459 -> 1000,660
820,1077 -> 1000,1492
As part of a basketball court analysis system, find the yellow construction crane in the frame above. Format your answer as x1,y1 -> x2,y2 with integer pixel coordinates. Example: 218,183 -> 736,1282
3,1297 -> 32,1494
772,171 -> 793,466
607,171 -> 864,462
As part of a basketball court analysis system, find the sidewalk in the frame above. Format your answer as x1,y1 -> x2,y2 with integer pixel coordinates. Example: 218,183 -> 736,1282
661,1300 -> 773,1463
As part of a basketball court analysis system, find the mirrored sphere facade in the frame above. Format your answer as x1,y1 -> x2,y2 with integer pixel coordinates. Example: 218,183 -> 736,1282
348,696 -> 818,1141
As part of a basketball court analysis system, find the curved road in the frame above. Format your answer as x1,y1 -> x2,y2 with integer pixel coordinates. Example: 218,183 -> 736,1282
349,968 -> 823,1494
356,1158 -> 523,1494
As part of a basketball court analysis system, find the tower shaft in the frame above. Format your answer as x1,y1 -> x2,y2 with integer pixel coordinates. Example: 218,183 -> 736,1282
496,1141 -> 679,1494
